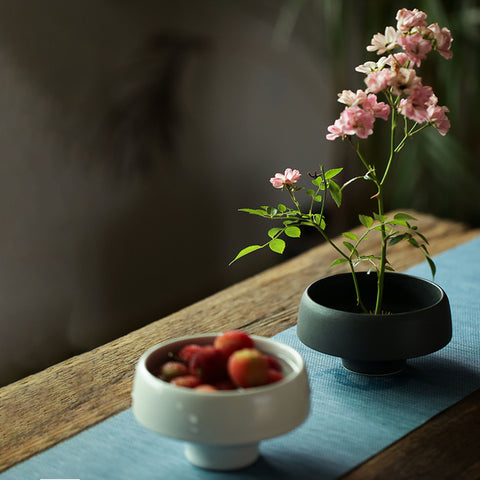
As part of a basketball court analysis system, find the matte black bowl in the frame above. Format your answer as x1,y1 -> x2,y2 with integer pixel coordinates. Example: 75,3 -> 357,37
296,272 -> 452,375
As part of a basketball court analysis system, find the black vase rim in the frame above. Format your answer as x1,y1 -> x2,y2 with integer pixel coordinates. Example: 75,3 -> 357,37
304,271 -> 445,317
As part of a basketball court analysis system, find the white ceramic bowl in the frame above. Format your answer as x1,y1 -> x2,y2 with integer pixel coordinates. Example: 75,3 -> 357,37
131,333 -> 310,470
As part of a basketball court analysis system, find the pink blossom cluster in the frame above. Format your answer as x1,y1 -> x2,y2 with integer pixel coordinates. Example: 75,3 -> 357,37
270,168 -> 301,189
327,8 -> 452,141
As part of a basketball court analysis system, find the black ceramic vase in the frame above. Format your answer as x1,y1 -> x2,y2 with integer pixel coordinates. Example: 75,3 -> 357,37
296,272 -> 452,375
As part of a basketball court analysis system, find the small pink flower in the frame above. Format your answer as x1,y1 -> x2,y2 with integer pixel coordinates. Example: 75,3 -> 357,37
388,67 -> 422,96
398,33 -> 432,67
326,119 -> 346,141
362,94 -> 390,121
367,26 -> 399,54
355,57 -> 389,74
340,106 -> 375,139
337,89 -> 367,107
386,52 -> 410,68
270,168 -> 301,188
396,8 -> 428,32
429,23 -> 453,59
364,69 -> 392,94
398,85 -> 434,123
427,103 -> 450,136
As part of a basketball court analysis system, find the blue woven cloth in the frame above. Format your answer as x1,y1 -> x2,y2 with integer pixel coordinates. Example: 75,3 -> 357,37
3,237 -> 480,479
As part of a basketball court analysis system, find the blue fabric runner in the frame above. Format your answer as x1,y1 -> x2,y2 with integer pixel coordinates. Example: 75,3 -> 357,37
2,236 -> 480,479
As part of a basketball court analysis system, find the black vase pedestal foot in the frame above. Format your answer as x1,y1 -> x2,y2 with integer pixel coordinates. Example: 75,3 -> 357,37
341,358 -> 407,376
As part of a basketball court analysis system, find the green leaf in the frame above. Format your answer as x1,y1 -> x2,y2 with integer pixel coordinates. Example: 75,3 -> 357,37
285,226 -> 301,238
324,167 -> 343,179
329,258 -> 349,268
343,241 -> 359,257
359,214 -> 374,228
393,212 -> 417,221
314,195 -> 323,202
388,233 -> 409,246
373,212 -> 387,223
229,245 -> 263,264
328,180 -> 342,207
343,232 -> 358,241
305,189 -> 315,197
277,204 -> 287,213
414,231 -> 430,245
426,256 -> 437,277
266,206 -> 278,216
269,238 -> 286,254
268,227 -> 283,239
387,219 -> 409,227
238,208 -> 269,217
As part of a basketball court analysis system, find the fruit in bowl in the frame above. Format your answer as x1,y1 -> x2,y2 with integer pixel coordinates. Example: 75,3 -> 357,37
131,331 -> 310,470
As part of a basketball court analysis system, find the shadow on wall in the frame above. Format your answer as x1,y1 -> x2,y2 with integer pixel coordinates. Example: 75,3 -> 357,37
0,0 -> 334,385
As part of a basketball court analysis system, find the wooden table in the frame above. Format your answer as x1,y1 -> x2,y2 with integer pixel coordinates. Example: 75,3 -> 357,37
1,210 -> 479,479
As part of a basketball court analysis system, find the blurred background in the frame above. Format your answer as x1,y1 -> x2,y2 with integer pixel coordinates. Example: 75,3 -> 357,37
0,0 -> 478,385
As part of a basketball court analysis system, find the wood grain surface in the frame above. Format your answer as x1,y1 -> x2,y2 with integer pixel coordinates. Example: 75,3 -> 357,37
1,210 -> 479,476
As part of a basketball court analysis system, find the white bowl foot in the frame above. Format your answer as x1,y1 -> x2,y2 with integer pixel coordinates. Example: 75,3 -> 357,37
184,441 -> 259,470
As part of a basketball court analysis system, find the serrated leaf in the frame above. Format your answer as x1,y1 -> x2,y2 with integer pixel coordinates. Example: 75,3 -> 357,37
324,167 -> 343,179
343,232 -> 358,241
268,227 -> 283,239
329,258 -> 349,268
394,212 -> 417,221
269,238 -> 286,254
285,226 -> 301,238
359,214 -> 374,228
229,245 -> 263,264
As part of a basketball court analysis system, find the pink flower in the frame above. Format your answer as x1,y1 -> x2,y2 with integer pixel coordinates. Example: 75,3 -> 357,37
388,67 -> 422,96
362,94 -> 390,121
326,119 -> 346,141
398,33 -> 432,67
386,52 -> 410,68
337,89 -> 367,107
427,103 -> 450,136
327,106 -> 376,141
270,168 -> 301,188
396,8 -> 428,32
355,57 -> 388,74
340,106 -> 375,139
398,85 -> 434,123
429,23 -> 453,59
365,69 -> 392,94
367,26 -> 399,54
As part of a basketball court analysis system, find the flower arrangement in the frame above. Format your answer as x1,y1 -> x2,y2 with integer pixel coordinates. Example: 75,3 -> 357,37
231,8 -> 453,314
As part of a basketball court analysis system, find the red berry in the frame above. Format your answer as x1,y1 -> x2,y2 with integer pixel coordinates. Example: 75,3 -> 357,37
267,368 -> 284,384
227,348 -> 269,388
264,354 -> 282,372
178,344 -> 203,363
171,375 -> 201,388
189,346 -> 227,383
158,361 -> 189,381
195,384 -> 218,392
214,379 -> 237,390
214,330 -> 255,358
